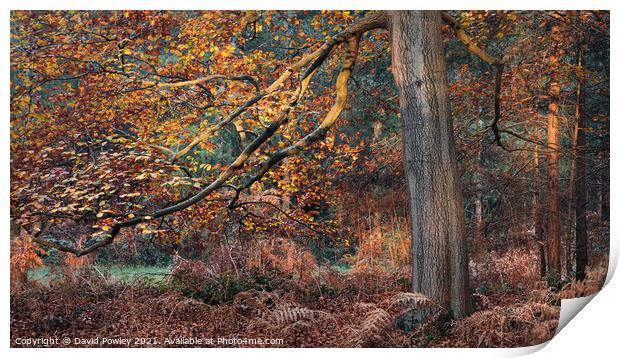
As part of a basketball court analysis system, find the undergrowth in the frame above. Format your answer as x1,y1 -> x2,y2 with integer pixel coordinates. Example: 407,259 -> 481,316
10,257 -> 607,348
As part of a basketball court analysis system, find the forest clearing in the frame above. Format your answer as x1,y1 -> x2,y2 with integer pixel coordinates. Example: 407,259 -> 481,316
9,9 -> 610,348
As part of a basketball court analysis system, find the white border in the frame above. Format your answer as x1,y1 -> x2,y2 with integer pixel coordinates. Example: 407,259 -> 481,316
3,1 -> 617,357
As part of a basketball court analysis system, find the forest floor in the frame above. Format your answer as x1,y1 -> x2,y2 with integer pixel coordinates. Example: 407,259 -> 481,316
10,261 -> 606,348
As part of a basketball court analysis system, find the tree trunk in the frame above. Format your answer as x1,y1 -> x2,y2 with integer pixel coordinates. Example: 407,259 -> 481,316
575,43 -> 588,281
547,49 -> 562,284
533,141 -> 547,278
565,106 -> 578,278
389,10 -> 472,318
474,118 -> 485,260
474,195 -> 484,253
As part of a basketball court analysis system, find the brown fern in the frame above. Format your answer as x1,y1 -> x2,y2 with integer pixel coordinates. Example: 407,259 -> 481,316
270,306 -> 334,325
346,308 -> 392,347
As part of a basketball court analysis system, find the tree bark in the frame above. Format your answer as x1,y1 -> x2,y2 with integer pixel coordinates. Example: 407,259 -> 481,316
565,106 -> 578,278
389,10 -> 472,318
574,43 -> 588,281
474,118 -> 485,260
547,47 -> 562,284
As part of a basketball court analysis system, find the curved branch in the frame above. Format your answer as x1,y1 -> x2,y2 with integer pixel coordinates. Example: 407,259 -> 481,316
169,11 -> 387,162
442,12 -> 506,149
32,12 -> 387,256
155,74 -> 260,91
229,36 -> 361,208
33,51 -> 320,257
33,227 -> 120,257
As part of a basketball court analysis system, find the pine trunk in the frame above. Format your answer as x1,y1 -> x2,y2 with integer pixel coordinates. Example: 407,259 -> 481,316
547,51 -> 562,284
575,44 -> 588,281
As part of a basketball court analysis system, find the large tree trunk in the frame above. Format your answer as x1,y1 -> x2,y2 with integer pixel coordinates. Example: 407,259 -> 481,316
547,48 -> 562,284
389,10 -> 472,318
574,43 -> 588,281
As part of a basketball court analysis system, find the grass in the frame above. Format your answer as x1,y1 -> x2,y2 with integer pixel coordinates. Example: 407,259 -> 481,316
27,266 -> 59,284
27,265 -> 171,285
99,265 -> 170,283
28,262 -> 355,285
328,262 -> 352,273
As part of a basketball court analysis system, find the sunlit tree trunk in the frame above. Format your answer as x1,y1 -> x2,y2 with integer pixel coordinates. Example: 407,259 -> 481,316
547,50 -> 561,284
390,10 -> 472,318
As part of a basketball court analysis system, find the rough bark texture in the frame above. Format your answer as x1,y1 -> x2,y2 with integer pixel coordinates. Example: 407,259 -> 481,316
575,44 -> 588,281
547,52 -> 561,283
389,10 -> 472,318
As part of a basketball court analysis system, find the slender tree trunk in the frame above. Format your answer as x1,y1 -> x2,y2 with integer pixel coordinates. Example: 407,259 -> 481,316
575,43 -> 588,281
565,110 -> 578,278
390,10 -> 472,318
474,195 -> 484,253
547,49 -> 562,284
533,141 -> 547,278
474,118 -> 485,259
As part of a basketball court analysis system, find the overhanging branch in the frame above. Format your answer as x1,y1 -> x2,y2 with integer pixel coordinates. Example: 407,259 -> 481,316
32,12 -> 388,256
442,12 -> 506,150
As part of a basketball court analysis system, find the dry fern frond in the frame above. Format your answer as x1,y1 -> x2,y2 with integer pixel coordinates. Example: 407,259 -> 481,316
381,292 -> 447,328
346,308 -> 392,347
281,320 -> 312,336
451,302 -> 559,347
270,307 -> 334,325
527,302 -> 560,321
559,279 -> 601,299
354,302 -> 379,312
383,292 -> 432,311
528,288 -> 559,305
